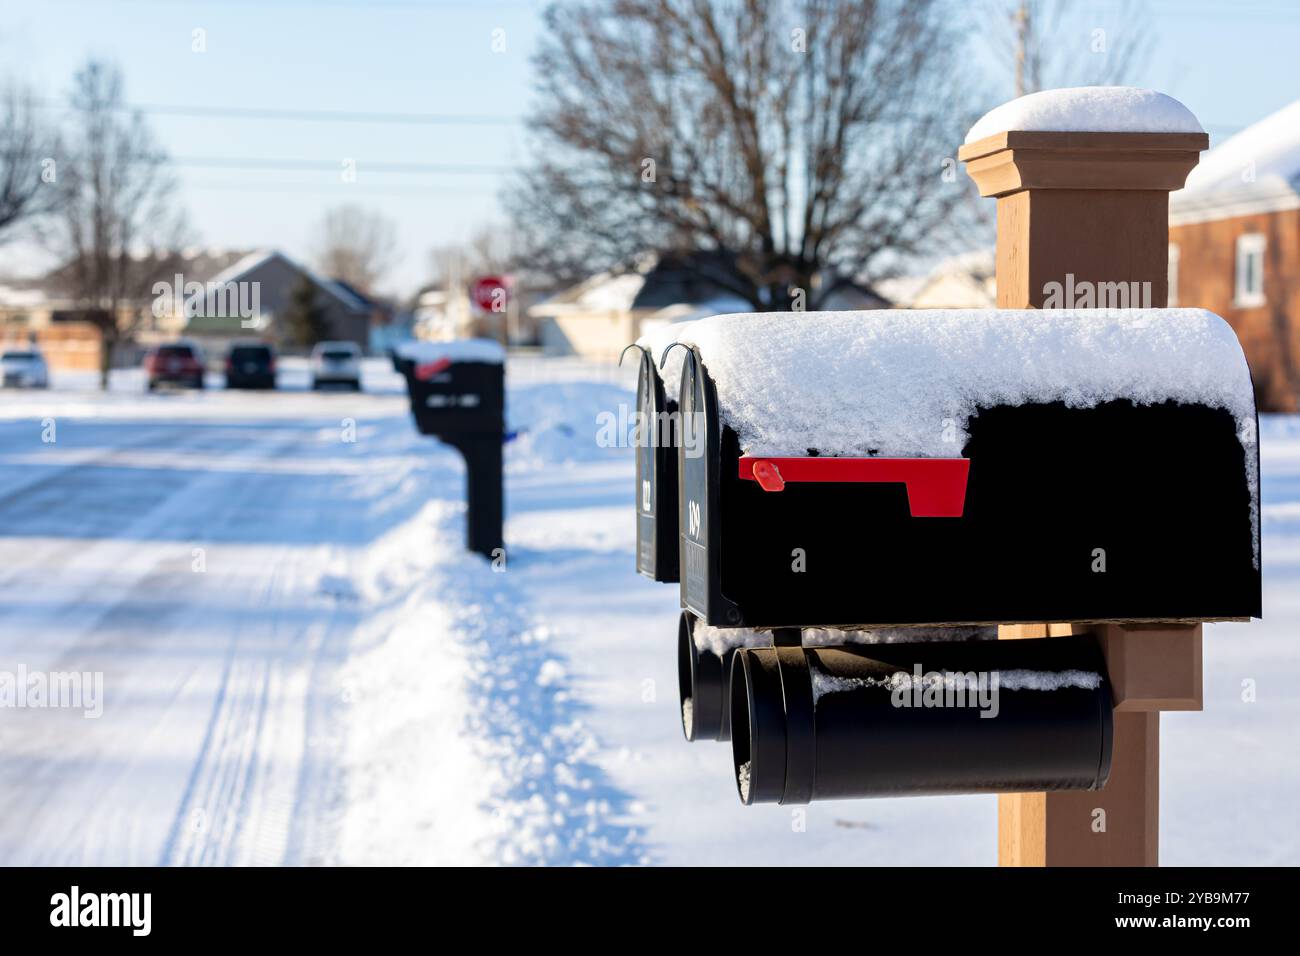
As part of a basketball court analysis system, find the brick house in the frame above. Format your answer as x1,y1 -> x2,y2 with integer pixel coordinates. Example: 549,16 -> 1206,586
1170,99 -> 1300,412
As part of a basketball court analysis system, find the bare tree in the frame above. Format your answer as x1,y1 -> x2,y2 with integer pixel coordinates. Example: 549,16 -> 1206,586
313,204 -> 399,293
0,84 -> 62,243
989,0 -> 1153,98
508,0 -> 979,309
48,60 -> 187,388
427,224 -> 517,288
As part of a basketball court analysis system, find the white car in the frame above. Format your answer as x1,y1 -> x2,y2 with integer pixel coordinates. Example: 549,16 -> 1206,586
1,348 -> 50,389
310,341 -> 362,390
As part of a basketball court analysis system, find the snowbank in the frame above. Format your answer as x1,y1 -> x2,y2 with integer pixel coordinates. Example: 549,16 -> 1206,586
395,338 -> 506,365
336,499 -> 648,866
965,86 -> 1203,143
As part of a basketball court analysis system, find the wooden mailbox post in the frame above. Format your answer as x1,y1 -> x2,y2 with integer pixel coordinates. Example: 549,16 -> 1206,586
961,127 -> 1211,866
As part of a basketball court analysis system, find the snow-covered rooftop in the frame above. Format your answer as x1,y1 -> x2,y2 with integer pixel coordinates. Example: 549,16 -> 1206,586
188,250 -> 371,316
1175,98 -> 1300,200
965,86 -> 1203,144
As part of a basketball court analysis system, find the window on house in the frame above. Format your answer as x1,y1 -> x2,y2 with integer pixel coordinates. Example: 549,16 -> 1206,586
1168,243 -> 1180,307
1234,234 -> 1266,308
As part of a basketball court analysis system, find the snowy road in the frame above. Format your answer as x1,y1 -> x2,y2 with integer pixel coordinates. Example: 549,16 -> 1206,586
0,378 -> 424,864
0,361 -> 1295,865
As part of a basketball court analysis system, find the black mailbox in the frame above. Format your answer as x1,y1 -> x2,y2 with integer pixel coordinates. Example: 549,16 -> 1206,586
628,345 -> 680,582
401,354 -> 505,438
396,340 -> 506,558
672,311 -> 1261,629
731,634 -> 1113,804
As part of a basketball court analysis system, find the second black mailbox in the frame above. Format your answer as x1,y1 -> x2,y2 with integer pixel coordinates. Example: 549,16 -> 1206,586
671,309 -> 1262,629
628,345 -> 679,583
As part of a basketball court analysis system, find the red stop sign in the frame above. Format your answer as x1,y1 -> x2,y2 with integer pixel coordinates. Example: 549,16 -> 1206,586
471,275 -> 509,313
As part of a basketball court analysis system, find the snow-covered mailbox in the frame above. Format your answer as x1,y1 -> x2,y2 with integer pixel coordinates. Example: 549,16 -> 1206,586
664,309 -> 1260,631
625,344 -> 679,583
395,339 -> 507,558
655,307 -> 1259,805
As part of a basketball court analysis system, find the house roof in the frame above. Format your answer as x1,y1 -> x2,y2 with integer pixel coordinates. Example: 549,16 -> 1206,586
189,250 -> 370,315
1172,98 -> 1300,224
530,251 -> 748,318
878,249 -> 996,309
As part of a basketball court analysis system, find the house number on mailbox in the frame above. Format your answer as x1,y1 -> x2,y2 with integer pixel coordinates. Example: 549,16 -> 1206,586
425,394 -> 482,408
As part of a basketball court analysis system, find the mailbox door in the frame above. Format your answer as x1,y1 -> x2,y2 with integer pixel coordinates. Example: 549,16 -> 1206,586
635,349 -> 680,582
407,361 -> 505,437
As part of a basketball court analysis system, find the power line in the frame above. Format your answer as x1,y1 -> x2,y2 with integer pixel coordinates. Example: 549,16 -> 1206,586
44,0 -> 536,8
168,155 -> 520,174
180,179 -> 500,197
5,152 -> 520,175
37,100 -> 524,127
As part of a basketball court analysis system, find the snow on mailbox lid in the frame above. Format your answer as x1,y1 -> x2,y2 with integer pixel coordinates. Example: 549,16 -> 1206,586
396,338 -> 506,381
396,338 -> 506,365
646,308 -> 1259,563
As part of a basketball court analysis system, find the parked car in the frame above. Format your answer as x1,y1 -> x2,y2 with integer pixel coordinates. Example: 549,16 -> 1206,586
145,341 -> 205,390
310,341 -> 362,390
225,342 -> 277,390
1,348 -> 50,389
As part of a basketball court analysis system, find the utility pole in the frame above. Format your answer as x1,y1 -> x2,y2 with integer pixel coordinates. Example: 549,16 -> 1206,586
1014,0 -> 1029,97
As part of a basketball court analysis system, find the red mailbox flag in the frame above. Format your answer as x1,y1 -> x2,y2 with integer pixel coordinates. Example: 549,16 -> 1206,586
471,275 -> 510,314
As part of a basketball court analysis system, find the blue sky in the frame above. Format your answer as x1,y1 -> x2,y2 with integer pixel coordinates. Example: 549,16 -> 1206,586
2,0 -> 1298,295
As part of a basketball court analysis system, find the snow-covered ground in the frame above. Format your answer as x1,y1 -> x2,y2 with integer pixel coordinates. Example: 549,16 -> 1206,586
0,358 -> 1295,865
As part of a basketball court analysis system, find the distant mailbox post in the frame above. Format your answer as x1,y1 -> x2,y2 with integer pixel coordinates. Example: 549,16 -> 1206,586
396,339 -> 506,559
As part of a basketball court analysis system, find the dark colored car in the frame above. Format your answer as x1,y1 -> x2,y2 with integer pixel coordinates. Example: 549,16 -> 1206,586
225,343 -> 277,390
145,342 -> 205,390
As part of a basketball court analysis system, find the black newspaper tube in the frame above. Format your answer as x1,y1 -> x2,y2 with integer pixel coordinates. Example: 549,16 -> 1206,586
730,635 -> 1113,805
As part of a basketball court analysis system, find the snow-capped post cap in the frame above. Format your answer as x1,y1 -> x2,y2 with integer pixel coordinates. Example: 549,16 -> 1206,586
965,87 -> 1204,143
959,86 -> 1208,198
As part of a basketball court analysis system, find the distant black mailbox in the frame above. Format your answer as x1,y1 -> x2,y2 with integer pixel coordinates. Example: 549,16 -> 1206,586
674,331 -> 1261,629
731,635 -> 1113,804
404,355 -> 505,438
628,345 -> 680,583
397,341 -> 506,559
